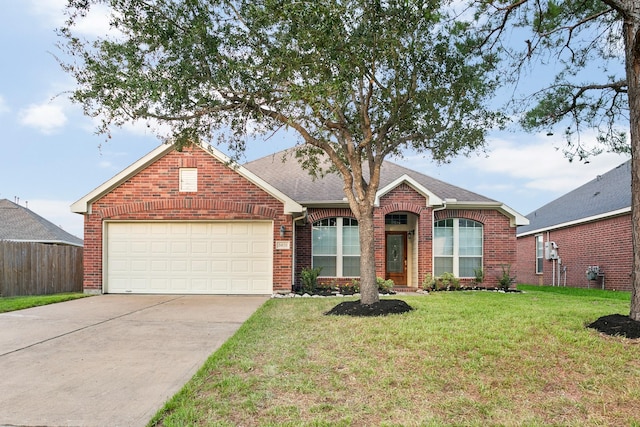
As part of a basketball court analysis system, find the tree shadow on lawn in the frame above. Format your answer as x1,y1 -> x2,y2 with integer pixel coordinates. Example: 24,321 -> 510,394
588,314 -> 640,339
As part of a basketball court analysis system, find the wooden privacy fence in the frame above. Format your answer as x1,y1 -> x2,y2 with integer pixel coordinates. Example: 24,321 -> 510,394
0,241 -> 83,297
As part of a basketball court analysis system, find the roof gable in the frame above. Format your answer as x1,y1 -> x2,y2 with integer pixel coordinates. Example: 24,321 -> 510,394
517,160 -> 631,236
0,199 -> 83,246
375,174 -> 443,206
244,148 -> 528,225
72,142 -> 303,215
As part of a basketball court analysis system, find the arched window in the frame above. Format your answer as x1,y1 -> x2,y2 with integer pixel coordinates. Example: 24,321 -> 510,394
312,217 -> 360,276
434,219 -> 483,277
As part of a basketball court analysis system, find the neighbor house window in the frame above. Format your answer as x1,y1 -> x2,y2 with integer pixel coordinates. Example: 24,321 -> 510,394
312,217 -> 360,276
536,235 -> 544,274
179,168 -> 197,192
434,218 -> 483,277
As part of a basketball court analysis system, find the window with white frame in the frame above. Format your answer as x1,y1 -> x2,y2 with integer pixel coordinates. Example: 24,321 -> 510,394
434,218 -> 483,277
312,217 -> 360,276
179,168 -> 197,192
535,235 -> 544,274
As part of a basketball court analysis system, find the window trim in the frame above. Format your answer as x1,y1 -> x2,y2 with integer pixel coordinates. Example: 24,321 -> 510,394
535,234 -> 544,275
312,217 -> 360,277
433,218 -> 483,278
179,168 -> 198,192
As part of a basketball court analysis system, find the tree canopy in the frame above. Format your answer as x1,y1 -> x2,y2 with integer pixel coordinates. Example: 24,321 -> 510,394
475,0 -> 640,320
60,0 -> 504,304
475,0 -> 631,161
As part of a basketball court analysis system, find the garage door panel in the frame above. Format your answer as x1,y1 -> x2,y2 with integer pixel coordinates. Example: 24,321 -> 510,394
106,222 -> 273,294
191,241 -> 208,254
232,241 -> 250,255
252,260 -> 270,274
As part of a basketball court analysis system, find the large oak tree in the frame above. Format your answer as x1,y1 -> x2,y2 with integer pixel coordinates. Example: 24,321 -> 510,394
476,0 -> 640,319
60,0 -> 502,305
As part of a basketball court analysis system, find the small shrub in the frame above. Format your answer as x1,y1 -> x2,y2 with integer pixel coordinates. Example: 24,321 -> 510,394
422,273 -> 435,290
498,264 -> 515,291
473,267 -> 485,286
442,272 -> 461,290
299,267 -> 322,294
377,277 -> 394,293
338,279 -> 360,295
428,272 -> 460,291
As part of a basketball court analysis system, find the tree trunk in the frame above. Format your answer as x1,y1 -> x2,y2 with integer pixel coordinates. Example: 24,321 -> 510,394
358,212 -> 380,306
623,4 -> 640,321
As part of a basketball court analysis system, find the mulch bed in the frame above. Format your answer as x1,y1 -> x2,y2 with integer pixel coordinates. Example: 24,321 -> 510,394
325,299 -> 413,317
587,314 -> 640,339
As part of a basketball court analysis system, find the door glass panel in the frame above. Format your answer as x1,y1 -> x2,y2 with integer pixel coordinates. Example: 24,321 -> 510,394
386,234 -> 404,273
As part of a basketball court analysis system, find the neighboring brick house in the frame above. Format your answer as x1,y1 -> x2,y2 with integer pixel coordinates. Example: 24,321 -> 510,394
516,160 -> 632,291
72,142 -> 528,294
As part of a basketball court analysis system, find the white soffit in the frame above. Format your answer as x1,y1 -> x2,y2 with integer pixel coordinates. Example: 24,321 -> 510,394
375,174 -> 444,207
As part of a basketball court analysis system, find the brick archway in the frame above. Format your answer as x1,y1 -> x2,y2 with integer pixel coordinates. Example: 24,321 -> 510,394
98,199 -> 278,219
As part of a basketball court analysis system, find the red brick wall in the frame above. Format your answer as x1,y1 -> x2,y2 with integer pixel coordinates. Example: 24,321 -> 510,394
82,145 -> 293,293
434,209 -> 517,288
293,183 -> 518,289
516,213 -> 632,291
378,184 -> 432,286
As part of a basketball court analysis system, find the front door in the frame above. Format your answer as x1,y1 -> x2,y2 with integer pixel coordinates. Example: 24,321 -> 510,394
386,232 -> 407,286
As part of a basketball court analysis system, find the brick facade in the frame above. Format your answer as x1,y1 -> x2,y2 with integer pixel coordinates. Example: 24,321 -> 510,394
81,145 -> 521,294
294,183 -> 518,290
516,213 -> 632,291
82,145 -> 293,293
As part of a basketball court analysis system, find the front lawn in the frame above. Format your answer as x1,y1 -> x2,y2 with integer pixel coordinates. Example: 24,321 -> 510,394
0,293 -> 89,313
150,286 -> 640,426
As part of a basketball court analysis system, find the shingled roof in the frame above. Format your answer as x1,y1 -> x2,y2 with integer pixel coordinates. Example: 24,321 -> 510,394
517,160 -> 631,236
0,199 -> 83,246
244,149 -> 497,205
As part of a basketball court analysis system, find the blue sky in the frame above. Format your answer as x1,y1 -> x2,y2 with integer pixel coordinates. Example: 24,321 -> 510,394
0,1 -> 630,239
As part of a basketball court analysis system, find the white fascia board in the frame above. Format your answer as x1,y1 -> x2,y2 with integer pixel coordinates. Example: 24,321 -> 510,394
71,144 -> 173,214
446,201 -> 530,227
374,174 -> 443,207
201,143 -> 303,214
71,141 -> 302,215
516,206 -> 631,237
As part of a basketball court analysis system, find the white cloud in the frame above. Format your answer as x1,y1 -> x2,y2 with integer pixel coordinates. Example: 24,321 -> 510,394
19,101 -> 68,134
0,95 -> 9,114
400,130 -> 630,215
27,0 -> 115,38
469,133 -> 630,194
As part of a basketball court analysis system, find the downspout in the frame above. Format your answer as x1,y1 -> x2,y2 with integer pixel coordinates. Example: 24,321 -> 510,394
547,231 -> 554,286
291,208 -> 308,291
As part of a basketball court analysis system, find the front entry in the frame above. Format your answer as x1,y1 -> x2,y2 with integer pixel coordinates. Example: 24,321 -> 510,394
385,232 -> 407,286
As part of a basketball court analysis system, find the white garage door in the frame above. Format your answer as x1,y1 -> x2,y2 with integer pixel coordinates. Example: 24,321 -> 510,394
105,221 -> 273,294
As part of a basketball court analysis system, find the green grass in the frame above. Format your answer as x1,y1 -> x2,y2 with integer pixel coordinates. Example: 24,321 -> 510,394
0,293 -> 89,313
518,284 -> 631,301
150,288 -> 640,426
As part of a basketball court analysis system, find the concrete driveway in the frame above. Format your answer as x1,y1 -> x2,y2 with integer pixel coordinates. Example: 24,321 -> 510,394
0,294 -> 268,427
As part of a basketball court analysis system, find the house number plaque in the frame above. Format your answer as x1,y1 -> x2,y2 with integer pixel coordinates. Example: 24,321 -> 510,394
276,241 -> 290,250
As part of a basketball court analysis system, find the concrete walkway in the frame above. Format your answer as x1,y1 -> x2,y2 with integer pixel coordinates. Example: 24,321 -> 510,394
0,294 -> 268,427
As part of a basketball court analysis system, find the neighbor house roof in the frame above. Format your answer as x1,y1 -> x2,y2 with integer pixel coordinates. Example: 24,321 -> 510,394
517,160 -> 631,237
0,199 -> 83,246
244,148 -> 529,226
